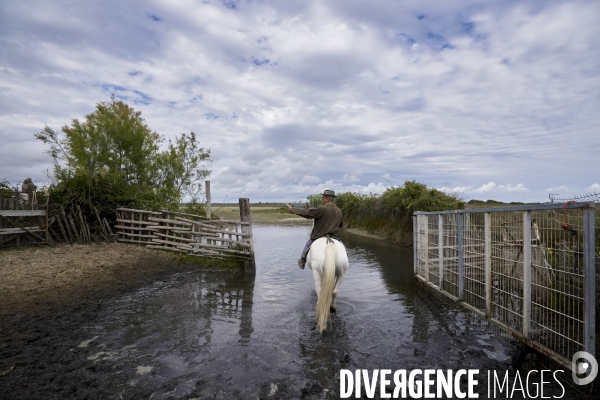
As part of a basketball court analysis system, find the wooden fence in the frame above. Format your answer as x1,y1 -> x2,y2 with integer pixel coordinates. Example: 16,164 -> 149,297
114,198 -> 255,269
47,205 -> 114,245
0,191 -> 49,247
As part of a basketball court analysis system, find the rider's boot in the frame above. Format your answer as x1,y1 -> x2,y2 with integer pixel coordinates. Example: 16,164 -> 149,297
297,258 -> 306,269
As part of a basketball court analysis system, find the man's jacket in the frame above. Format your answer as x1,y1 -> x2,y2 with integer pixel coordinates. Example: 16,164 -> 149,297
290,202 -> 343,240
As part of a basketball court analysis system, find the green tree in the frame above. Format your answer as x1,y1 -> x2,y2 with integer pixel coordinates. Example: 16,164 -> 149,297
307,193 -> 322,207
35,97 -> 211,212
0,179 -> 17,195
155,131 -> 211,205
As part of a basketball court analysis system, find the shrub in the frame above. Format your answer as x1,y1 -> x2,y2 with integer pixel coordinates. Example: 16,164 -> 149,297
335,181 -> 464,245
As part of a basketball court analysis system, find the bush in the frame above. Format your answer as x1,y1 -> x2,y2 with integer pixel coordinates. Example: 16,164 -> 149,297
35,97 -> 211,214
335,181 -> 464,245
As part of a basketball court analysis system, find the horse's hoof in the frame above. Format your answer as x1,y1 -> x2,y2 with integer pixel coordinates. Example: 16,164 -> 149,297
330,306 -> 336,313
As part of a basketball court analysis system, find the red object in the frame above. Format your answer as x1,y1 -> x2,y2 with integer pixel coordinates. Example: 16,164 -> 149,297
562,200 -> 576,230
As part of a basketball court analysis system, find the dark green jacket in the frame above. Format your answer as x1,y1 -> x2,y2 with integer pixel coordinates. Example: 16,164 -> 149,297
290,202 -> 343,240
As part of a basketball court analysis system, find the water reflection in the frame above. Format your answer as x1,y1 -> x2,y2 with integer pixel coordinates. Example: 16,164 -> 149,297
82,225 -> 515,398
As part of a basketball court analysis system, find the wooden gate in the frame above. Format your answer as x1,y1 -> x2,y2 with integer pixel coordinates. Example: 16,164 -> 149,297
114,198 -> 255,269
0,191 -> 48,247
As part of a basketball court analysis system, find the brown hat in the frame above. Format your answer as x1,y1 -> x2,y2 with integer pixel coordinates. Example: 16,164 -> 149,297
322,189 -> 336,198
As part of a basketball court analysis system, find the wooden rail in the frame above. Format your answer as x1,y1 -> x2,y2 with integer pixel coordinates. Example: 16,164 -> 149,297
115,198 -> 255,269
0,191 -> 49,247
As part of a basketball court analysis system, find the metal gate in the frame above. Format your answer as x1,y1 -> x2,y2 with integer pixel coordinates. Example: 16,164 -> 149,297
414,201 -> 598,372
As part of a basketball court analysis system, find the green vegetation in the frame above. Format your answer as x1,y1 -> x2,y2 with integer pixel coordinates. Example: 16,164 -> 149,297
35,96 -> 211,213
467,199 -> 527,208
250,207 -> 289,214
334,181 -> 465,245
306,193 -> 322,207
0,179 -> 17,194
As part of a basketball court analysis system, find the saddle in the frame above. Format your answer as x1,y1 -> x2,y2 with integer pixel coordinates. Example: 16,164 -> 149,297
320,234 -> 343,246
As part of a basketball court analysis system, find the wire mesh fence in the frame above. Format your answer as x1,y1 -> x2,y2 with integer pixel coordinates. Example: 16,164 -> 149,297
414,201 -> 598,371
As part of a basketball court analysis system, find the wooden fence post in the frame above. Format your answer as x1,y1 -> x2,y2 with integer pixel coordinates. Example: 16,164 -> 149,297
239,198 -> 255,271
206,180 -> 211,219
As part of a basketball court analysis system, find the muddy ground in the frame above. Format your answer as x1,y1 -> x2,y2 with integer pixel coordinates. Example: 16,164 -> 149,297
0,208 -> 388,399
0,243 -> 214,399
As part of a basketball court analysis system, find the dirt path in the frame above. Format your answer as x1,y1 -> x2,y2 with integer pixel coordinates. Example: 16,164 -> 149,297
0,243 -> 198,316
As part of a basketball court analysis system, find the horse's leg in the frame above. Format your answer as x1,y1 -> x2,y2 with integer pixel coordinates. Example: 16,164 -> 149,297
311,265 -> 323,300
331,243 -> 349,311
330,273 -> 346,311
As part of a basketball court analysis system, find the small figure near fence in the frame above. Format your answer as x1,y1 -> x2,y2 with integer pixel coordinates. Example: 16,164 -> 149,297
286,189 -> 344,269
21,177 -> 36,193
19,177 -> 36,207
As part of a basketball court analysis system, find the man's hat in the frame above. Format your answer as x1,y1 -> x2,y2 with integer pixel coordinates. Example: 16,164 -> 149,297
322,189 -> 336,198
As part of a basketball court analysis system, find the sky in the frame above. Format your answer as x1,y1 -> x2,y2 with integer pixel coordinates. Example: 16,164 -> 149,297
1,0 -> 599,204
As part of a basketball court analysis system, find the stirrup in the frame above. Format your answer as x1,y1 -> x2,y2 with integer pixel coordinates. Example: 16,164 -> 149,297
298,258 -> 306,269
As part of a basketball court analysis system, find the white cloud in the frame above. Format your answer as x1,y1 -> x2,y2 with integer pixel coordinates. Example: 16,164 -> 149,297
438,186 -> 470,195
343,174 -> 360,183
473,182 -> 497,193
0,0 -> 598,202
544,185 -> 572,194
300,175 -> 321,184
473,182 -> 528,194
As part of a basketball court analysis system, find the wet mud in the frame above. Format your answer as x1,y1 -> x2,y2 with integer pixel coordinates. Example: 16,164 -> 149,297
0,261 -> 206,400
0,227 -> 591,399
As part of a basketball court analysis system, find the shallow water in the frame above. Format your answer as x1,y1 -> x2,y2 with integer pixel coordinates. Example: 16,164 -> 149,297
82,226 -> 515,398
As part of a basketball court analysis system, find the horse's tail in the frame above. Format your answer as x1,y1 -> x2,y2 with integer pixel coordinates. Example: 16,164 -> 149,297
316,241 -> 336,334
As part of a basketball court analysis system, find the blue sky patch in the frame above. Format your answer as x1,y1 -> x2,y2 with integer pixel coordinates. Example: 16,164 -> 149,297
98,84 -> 127,92
220,0 -> 239,10
462,22 -> 474,33
397,33 -> 416,46
147,13 -> 161,22
252,58 -> 270,66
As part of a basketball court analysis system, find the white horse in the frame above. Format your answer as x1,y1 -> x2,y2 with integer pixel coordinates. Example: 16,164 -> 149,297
306,236 -> 349,334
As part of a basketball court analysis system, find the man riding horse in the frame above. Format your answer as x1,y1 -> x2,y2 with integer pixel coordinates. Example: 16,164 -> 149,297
286,189 -> 343,269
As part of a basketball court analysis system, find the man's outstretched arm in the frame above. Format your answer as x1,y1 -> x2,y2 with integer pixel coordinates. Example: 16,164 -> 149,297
286,204 -> 324,219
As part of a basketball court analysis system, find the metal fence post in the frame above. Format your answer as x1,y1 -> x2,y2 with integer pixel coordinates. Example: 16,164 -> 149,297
523,211 -> 532,338
424,216 -> 429,282
583,205 -> 596,357
413,215 -> 417,274
438,214 -> 444,288
458,212 -> 464,300
485,212 -> 491,317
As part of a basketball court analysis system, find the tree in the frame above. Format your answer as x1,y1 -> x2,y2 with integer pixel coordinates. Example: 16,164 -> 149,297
155,131 -> 211,205
307,193 -> 322,207
35,97 -> 211,211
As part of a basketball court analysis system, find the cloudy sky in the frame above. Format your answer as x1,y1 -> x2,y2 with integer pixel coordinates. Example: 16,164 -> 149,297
1,0 -> 599,203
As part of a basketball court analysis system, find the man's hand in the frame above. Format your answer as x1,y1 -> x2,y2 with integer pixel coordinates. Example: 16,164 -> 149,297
286,203 -> 292,211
